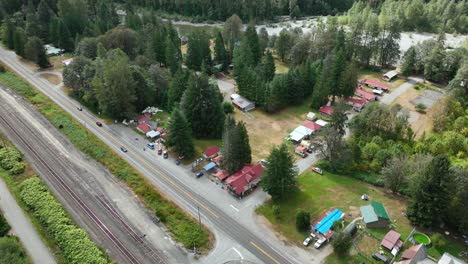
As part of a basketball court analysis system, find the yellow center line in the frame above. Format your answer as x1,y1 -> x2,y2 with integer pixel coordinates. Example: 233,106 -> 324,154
39,81 -> 220,219
250,241 -> 280,264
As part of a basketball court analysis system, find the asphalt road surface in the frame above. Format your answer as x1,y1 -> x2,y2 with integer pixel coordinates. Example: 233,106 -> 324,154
0,47 -> 298,263
0,85 -> 171,264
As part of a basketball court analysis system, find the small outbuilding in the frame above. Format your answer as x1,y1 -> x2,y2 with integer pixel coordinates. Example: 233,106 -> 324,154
306,112 -> 316,121
215,170 -> 229,181
44,44 -> 64,56
302,120 -> 322,133
355,88 -> 377,101
146,130 -> 160,139
360,201 -> 391,228
362,79 -> 390,91
62,58 -> 74,66
382,70 -> 399,81
315,119 -> 328,127
203,162 -> 217,172
231,93 -> 255,112
381,230 -> 403,254
396,244 -> 427,264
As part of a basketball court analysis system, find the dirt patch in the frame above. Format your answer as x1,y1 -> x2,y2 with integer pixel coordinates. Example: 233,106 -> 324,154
39,73 -> 61,85
354,232 -> 382,257
19,58 -> 39,71
234,108 -> 303,161
391,88 -> 439,139
410,89 -> 443,108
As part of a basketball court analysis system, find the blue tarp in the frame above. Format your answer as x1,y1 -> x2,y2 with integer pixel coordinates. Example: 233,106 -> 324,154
314,209 -> 344,235
203,162 -> 216,171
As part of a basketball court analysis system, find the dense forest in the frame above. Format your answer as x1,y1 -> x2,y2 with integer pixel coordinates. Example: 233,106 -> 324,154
346,0 -> 468,34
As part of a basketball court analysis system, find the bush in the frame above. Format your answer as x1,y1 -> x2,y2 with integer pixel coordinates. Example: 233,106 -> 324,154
295,209 -> 310,232
223,102 -> 234,114
0,65 -> 5,73
431,233 -> 446,249
0,213 -> 11,237
20,177 -> 109,264
332,232 -> 352,256
0,236 -> 29,264
415,103 -> 427,113
331,220 -> 343,231
9,162 -> 25,175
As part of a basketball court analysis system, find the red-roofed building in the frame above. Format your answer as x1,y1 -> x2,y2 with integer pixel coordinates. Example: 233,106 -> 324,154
215,170 -> 229,181
397,244 -> 427,264
225,164 -> 264,197
213,155 -> 223,166
156,127 -> 164,132
204,146 -> 219,158
136,123 -> 152,134
136,115 -> 151,124
319,105 -> 333,116
381,230 -> 403,251
344,97 -> 368,112
302,120 -> 322,132
355,88 -> 377,101
362,79 -> 389,91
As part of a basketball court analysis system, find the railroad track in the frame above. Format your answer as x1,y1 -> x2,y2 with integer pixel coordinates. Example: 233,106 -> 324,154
0,105 -> 145,264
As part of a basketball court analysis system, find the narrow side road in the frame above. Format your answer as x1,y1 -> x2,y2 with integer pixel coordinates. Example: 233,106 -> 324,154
0,178 -> 56,264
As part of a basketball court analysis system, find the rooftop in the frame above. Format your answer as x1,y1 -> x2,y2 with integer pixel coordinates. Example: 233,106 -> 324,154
204,145 -> 219,157
372,201 -> 390,220
319,105 -> 333,115
225,164 -> 264,195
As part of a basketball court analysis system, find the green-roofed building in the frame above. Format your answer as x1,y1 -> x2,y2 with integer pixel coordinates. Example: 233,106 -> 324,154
360,201 -> 391,228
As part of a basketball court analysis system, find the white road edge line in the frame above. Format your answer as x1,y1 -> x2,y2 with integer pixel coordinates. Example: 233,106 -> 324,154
232,247 -> 243,260
230,204 -> 239,212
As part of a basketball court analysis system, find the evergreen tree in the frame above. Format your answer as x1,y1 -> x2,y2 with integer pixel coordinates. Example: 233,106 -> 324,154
223,14 -> 242,53
295,209 -> 310,232
167,106 -> 195,159
330,50 -> 346,99
245,24 -> 261,64
57,19 -> 74,51
25,13 -> 40,38
167,69 -> 189,110
214,32 -> 228,70
186,31 -> 211,71
261,143 -> 298,202
401,46 -> 416,77
131,66 -> 155,112
24,37 -> 49,68
165,36 -> 181,74
222,116 -> 243,174
180,74 -> 224,138
13,28 -> 26,57
339,62 -> 358,97
407,155 -> 453,227
237,121 -> 251,165
258,51 -> 276,82
275,29 -> 291,62
37,0 -> 54,40
2,19 -> 15,49
311,57 -> 332,109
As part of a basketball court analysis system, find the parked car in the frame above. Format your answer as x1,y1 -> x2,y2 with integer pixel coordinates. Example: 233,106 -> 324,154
77,106 -> 83,111
176,159 -> 181,165
303,237 -> 313,247
146,143 -> 155,150
158,147 -> 162,155
307,147 -> 313,153
120,146 -> 127,153
96,121 -> 103,127
195,171 -> 204,178
163,151 -> 168,159
260,159 -> 269,166
314,237 -> 326,249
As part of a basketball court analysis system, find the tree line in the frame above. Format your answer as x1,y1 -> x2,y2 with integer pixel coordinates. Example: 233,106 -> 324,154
347,0 -> 467,34
121,0 -> 354,22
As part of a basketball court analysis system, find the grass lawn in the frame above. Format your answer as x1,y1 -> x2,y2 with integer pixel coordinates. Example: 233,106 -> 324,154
0,70 -> 212,252
233,96 -> 316,161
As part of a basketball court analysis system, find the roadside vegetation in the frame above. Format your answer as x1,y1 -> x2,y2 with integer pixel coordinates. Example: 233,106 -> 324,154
0,70 -> 211,252
20,178 -> 109,264
0,236 -> 29,264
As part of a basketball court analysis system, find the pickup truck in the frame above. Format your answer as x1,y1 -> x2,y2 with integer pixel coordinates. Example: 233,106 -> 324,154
314,237 -> 326,249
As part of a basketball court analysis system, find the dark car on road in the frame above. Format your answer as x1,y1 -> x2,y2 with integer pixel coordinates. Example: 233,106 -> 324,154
96,121 -> 103,127
120,147 -> 127,153
195,171 -> 204,178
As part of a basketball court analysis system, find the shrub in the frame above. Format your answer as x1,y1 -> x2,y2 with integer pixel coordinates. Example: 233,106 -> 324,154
295,209 -> 310,232
331,220 -> 343,231
20,177 -> 109,264
9,162 -> 25,175
332,232 -> 352,256
223,102 -> 234,114
431,233 -> 446,249
415,103 -> 427,113
0,213 -> 11,237
0,65 -> 5,73
0,236 -> 28,264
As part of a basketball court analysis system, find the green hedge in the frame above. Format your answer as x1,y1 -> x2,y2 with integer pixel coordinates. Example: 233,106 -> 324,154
0,236 -> 29,264
0,69 -> 210,250
0,212 -> 10,237
0,147 -> 25,175
19,177 -> 109,264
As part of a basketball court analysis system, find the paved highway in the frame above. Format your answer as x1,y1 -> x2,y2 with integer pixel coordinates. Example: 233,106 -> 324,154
0,85 -> 172,264
0,47 -> 299,263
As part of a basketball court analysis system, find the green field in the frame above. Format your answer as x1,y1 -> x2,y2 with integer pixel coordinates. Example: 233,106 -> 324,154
256,169 -> 467,262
